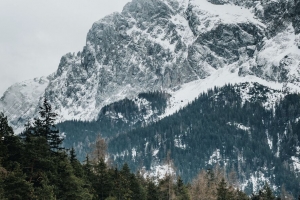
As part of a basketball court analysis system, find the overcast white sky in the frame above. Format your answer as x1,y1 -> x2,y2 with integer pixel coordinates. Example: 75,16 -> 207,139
0,0 -> 131,96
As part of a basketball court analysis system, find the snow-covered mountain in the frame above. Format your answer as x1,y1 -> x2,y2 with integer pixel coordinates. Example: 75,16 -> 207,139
1,0 -> 300,195
1,0 -> 300,132
0,76 -> 51,133
107,83 -> 300,195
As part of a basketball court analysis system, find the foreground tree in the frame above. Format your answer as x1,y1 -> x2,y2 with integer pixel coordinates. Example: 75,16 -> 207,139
39,98 -> 63,151
217,178 -> 234,200
19,99 -> 93,199
0,112 -> 13,138
3,164 -> 34,200
251,183 -> 276,200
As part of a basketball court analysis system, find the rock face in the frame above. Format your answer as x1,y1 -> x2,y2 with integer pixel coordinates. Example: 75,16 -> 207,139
1,0 -> 300,195
0,77 -> 50,133
1,0 -> 300,130
43,0 -> 198,122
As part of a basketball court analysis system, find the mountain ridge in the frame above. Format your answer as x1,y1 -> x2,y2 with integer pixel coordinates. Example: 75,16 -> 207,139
1,0 -> 300,196
1,0 -> 300,131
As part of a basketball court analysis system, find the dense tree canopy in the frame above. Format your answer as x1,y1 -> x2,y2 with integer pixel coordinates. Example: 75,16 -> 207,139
1,88 -> 300,199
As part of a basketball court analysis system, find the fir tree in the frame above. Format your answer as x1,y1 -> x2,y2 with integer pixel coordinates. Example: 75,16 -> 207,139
146,178 -> 159,200
3,164 -> 34,200
217,178 -> 230,200
93,158 -> 112,200
0,112 -> 13,137
39,98 -> 63,151
175,176 -> 190,200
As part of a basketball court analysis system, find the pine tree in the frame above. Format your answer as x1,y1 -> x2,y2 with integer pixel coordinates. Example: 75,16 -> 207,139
70,146 -> 77,163
93,158 -> 112,200
39,98 -> 63,151
3,164 -> 34,200
146,178 -> 159,200
175,176 -> 190,200
0,112 -> 15,162
52,155 -> 92,200
0,112 -> 13,137
129,171 -> 146,200
69,147 -> 85,178
33,175 -> 56,200
83,155 -> 97,197
217,178 -> 229,200
120,163 -> 133,199
252,183 -> 276,200
235,190 -> 249,200
261,183 -> 275,200
0,163 -> 7,200
22,124 -> 51,186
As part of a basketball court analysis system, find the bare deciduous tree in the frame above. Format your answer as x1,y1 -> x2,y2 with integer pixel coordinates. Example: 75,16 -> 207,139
91,135 -> 107,163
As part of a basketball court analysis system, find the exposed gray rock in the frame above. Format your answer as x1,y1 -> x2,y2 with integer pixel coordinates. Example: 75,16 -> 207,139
0,77 -> 50,132
293,0 -> 300,34
1,0 -> 300,130
207,0 -> 229,5
194,23 -> 264,67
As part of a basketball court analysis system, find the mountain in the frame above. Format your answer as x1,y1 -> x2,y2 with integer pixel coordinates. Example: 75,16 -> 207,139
0,77 -> 50,133
2,0 -> 300,130
107,83 -> 300,196
57,82 -> 300,196
1,0 -> 300,196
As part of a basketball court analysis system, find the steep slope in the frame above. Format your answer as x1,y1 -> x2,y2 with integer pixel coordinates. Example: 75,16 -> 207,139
108,83 -> 300,196
0,0 -> 300,196
2,0 -> 300,130
57,91 -> 170,158
0,77 -> 50,133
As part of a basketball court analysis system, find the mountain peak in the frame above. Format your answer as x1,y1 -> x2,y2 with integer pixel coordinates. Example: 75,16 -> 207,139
1,0 -> 300,132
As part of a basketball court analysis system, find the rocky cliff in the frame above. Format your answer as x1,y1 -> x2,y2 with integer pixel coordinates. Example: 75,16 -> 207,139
1,0 -> 300,134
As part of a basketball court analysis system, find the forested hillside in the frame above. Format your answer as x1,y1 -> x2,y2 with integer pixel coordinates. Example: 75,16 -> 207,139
0,99 -> 289,199
107,83 -> 300,197
53,83 -> 300,197
57,91 -> 171,160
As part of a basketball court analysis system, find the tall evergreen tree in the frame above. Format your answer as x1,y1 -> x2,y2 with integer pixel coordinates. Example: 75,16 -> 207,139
146,178 -> 159,200
175,176 -> 190,200
0,112 -> 13,137
217,178 -> 231,200
3,164 -> 34,200
39,98 -> 63,151
93,158 -> 112,200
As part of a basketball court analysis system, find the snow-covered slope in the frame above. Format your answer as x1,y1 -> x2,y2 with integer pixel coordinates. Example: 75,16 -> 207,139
1,0 -> 300,132
161,66 -> 300,118
0,77 -> 50,133
107,82 -> 300,195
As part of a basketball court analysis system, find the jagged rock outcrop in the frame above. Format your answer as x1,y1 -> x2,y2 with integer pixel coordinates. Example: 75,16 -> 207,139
0,77 -> 50,132
1,0 -> 300,130
1,0 -> 300,196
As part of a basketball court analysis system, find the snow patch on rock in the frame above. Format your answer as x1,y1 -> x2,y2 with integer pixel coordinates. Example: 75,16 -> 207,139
189,0 -> 265,34
266,130 -> 273,150
291,156 -> 300,173
174,135 -> 186,149
227,122 -> 250,131
143,163 -> 176,180
208,149 -> 221,165
0,77 -> 50,133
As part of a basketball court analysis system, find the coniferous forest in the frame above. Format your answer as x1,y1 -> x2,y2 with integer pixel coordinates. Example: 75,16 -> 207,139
0,97 -> 299,199
55,83 -> 300,198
